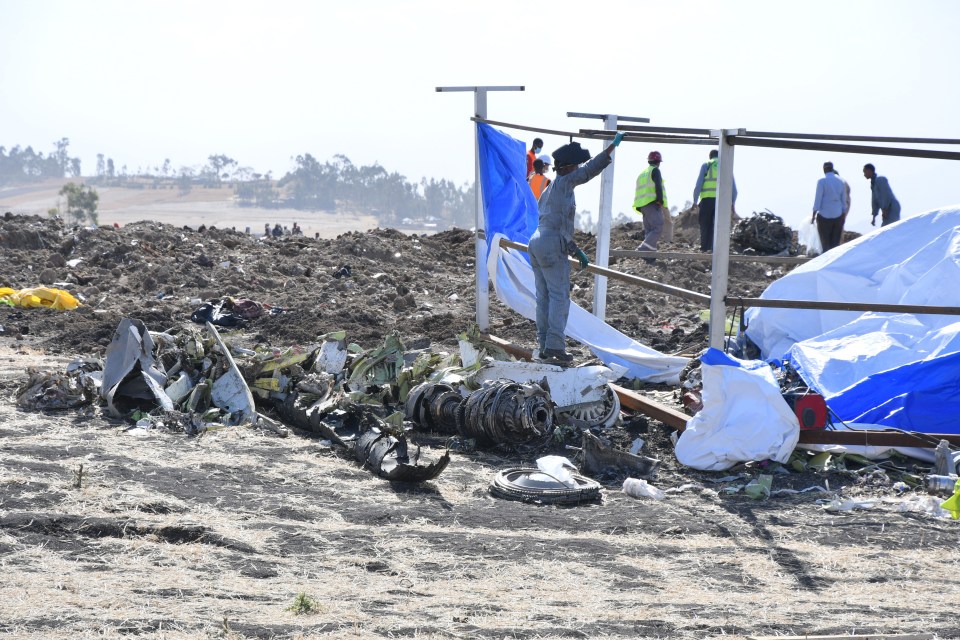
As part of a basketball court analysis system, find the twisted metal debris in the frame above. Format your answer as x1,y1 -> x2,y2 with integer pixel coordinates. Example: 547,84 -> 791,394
455,380 -> 554,446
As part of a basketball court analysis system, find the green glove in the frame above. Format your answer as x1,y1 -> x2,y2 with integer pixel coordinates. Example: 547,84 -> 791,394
575,248 -> 589,270
612,132 -> 625,147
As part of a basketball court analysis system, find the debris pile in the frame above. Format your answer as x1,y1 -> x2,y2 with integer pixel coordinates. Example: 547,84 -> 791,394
730,210 -> 794,255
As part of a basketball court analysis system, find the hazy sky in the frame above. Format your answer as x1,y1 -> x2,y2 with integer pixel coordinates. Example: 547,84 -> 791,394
2,0 -> 958,233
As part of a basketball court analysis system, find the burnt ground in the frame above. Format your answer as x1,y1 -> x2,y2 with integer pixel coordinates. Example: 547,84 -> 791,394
1,212 -> 958,639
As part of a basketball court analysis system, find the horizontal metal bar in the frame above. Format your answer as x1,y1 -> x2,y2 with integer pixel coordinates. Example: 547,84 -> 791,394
727,295 -> 960,315
472,117 -> 609,141
499,238 -> 711,304
616,124 -> 715,136
746,130 -> 960,145
610,249 -> 811,265
582,132 -> 717,146
436,85 -> 524,92
567,112 -> 651,123
729,135 -> 960,161
798,429 -> 960,448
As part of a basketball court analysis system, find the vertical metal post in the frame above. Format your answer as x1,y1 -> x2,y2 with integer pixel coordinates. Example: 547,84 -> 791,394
708,129 -> 739,350
566,112 -> 649,319
473,89 -> 489,330
593,114 -> 617,319
436,85 -> 525,332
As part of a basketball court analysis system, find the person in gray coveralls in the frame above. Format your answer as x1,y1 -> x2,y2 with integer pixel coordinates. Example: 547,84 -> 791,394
527,132 -> 624,364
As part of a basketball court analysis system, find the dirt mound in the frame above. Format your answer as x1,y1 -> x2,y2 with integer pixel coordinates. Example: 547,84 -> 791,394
1,213 -> 793,358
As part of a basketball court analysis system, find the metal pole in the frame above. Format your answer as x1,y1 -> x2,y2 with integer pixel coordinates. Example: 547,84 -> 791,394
566,111 -> 650,320
708,129 -> 739,350
436,85 -> 524,332
593,114 -> 617,319
473,89 -> 489,330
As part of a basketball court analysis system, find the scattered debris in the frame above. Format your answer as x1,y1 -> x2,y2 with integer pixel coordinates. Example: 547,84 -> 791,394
489,467 -> 602,505
731,210 -> 794,255
622,477 -> 665,500
580,431 -> 660,478
0,286 -> 80,310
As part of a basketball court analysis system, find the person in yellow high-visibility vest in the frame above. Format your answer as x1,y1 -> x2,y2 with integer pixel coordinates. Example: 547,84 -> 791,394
692,149 -> 738,252
633,151 -> 667,259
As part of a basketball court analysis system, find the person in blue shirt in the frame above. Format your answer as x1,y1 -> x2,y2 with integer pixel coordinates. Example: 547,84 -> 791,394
528,133 -> 623,365
863,163 -> 901,227
811,162 -> 849,252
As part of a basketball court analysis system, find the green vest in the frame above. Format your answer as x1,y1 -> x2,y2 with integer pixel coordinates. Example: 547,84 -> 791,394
699,159 -> 718,201
633,164 -> 667,209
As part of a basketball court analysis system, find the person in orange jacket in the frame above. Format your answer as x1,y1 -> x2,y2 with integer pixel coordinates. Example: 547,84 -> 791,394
528,154 -> 552,200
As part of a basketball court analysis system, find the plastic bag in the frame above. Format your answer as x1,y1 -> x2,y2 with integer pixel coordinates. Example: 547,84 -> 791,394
798,219 -> 821,256
661,208 -> 674,243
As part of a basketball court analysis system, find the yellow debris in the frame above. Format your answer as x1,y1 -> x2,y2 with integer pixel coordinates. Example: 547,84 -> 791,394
0,287 -> 80,311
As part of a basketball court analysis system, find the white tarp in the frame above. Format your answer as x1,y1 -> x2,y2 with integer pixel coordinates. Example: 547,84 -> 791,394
675,348 -> 799,471
487,233 -> 688,383
745,206 -> 960,435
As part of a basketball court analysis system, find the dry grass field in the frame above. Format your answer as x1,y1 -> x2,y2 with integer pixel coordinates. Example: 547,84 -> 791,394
1,343 -> 958,639
0,179 -> 380,239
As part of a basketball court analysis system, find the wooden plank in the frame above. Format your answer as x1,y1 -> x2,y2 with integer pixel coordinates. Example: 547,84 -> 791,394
610,384 -> 690,430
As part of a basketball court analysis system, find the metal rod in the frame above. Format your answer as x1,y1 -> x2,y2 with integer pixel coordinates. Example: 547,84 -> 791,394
436,85 -> 524,92
593,114 -> 617,320
745,130 -> 960,145
726,296 -> 960,316
610,249 -> 811,265
567,111 -> 651,123
616,124 -> 715,136
709,129 -> 737,349
498,238 -> 711,304
729,135 -> 960,160
474,90 -> 488,331
579,129 -> 718,145
440,87 -> 525,332
798,429 -> 960,448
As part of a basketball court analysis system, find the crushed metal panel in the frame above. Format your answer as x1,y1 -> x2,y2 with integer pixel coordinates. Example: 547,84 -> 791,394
101,318 -> 172,417
355,427 -> 450,482
206,322 -> 257,424
580,431 -> 660,478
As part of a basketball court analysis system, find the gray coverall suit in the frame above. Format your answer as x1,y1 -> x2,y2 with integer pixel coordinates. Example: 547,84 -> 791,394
527,152 -> 611,352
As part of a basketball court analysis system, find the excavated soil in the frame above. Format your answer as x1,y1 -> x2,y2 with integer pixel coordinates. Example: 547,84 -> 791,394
1,211 -> 958,639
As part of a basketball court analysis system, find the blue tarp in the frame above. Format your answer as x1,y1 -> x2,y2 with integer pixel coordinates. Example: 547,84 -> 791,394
746,206 -> 960,434
476,123 -> 538,255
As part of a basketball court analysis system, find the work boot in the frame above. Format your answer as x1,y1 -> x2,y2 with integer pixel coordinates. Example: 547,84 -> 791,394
541,348 -> 574,365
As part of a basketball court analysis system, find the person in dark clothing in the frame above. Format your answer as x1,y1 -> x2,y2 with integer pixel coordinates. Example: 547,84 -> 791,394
863,163 -> 901,226
528,133 -> 623,364
271,223 -> 283,238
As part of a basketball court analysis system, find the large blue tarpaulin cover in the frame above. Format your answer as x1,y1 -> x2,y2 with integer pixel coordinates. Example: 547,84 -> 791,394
476,123 -> 538,253
746,206 -> 960,434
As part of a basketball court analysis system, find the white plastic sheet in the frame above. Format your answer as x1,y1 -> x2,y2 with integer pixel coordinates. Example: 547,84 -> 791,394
675,349 -> 799,471
745,205 -> 960,434
487,234 -> 688,383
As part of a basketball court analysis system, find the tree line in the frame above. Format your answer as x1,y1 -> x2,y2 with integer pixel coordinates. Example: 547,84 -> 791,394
2,138 -> 476,229
0,138 -> 81,185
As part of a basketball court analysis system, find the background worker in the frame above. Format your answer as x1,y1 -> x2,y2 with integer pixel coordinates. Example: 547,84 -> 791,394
863,163 -> 901,226
526,138 -> 544,179
832,167 -> 851,238
633,151 -> 667,256
812,161 -> 848,252
528,155 -> 552,200
692,149 -> 738,252
528,133 -> 624,364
